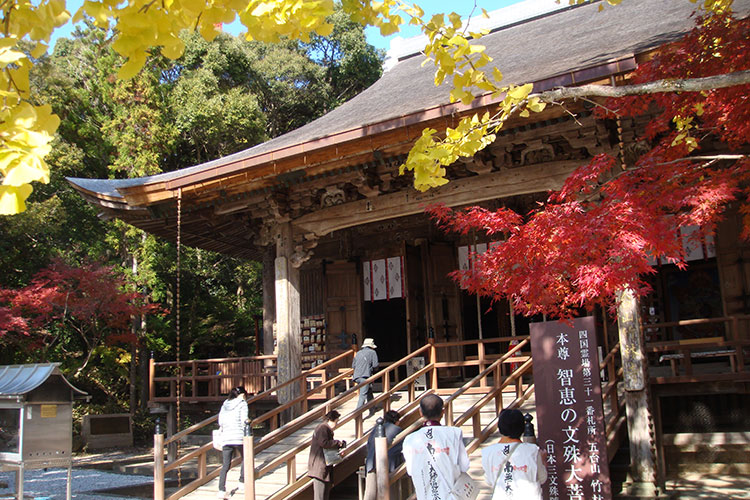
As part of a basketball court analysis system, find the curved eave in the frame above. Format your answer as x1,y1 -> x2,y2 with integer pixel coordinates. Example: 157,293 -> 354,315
66,178 -> 150,215
0,363 -> 88,398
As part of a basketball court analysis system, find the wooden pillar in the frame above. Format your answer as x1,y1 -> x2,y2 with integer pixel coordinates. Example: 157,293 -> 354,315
153,420 -> 165,500
374,418 -> 390,500
616,288 -> 662,497
166,403 -> 177,462
275,222 -> 302,422
263,245 -> 276,358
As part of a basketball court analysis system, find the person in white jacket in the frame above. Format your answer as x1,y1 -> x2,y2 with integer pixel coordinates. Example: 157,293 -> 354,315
402,394 -> 470,500
217,386 -> 248,499
481,409 -> 547,500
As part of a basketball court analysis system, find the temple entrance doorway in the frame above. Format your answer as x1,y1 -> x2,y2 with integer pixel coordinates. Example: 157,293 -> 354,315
362,298 -> 407,363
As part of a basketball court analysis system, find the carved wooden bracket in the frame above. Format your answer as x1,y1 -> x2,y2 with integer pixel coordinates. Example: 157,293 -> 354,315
257,221 -> 278,247
290,234 -> 319,268
351,170 -> 383,198
267,191 -> 292,223
320,185 -> 346,207
462,151 -> 495,175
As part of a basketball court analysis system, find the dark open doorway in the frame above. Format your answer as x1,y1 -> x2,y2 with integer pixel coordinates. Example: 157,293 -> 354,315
363,298 -> 407,363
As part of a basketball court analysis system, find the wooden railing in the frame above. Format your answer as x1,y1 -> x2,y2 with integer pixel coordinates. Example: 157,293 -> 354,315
642,314 -> 750,344
152,349 -> 355,500
388,340 -> 536,498
149,350 -> 352,404
261,339 -> 535,500
153,337 -> 626,500
153,345 -> 430,500
389,340 -> 625,498
644,315 -> 750,384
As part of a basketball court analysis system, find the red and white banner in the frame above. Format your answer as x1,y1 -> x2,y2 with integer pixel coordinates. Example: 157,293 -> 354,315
363,256 -> 404,302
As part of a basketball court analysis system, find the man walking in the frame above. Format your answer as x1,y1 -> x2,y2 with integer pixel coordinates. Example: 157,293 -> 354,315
402,394 -> 470,500
353,337 -> 378,410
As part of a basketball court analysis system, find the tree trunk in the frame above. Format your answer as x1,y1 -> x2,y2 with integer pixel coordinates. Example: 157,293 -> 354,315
616,288 -> 664,497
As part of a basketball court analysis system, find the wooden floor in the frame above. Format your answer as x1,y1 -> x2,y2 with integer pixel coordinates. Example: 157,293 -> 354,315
176,389 -> 538,500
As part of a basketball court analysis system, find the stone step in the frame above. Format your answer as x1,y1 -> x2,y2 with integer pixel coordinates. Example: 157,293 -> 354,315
662,432 -> 750,473
667,462 -> 750,475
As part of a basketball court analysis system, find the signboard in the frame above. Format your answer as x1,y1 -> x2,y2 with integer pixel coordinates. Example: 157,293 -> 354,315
40,405 -> 57,418
529,316 -> 612,500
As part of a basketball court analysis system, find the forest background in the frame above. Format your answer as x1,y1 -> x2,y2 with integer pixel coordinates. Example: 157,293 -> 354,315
0,7 -> 384,441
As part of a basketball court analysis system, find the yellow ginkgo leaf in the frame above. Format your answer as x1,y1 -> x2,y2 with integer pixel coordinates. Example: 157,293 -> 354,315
3,159 -> 50,185
0,184 -> 34,215
117,54 -> 148,80
0,49 -> 26,66
508,83 -> 533,100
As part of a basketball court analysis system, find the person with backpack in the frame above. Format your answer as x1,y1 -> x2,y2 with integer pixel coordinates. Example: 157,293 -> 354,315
217,386 -> 249,499
481,409 -> 547,500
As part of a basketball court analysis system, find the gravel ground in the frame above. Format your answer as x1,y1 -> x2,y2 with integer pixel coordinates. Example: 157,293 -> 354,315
0,467 -> 152,499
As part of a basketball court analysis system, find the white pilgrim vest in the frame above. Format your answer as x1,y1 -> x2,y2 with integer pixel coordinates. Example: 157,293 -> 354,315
481,442 -> 546,500
402,425 -> 470,500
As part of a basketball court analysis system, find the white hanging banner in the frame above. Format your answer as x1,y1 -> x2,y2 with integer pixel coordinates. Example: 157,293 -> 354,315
362,256 -> 405,301
681,225 -> 703,262
456,243 -> 496,289
649,224 -> 715,266
458,245 -> 471,272
371,258 -> 387,301
387,256 -> 404,299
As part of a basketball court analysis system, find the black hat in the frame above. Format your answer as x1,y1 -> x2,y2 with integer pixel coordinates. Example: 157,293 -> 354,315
498,409 -> 524,439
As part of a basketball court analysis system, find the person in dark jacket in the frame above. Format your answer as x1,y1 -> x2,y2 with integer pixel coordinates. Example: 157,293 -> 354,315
352,338 -> 379,410
308,410 -> 346,500
363,410 -> 403,500
217,386 -> 248,499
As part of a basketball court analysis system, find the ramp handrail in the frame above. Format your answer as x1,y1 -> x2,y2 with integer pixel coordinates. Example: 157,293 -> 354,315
155,343 -> 432,500
389,341 -> 625,499
161,348 -> 355,447
387,351 -> 535,496
236,344 -> 434,500
154,349 -> 356,500
154,336 -> 621,500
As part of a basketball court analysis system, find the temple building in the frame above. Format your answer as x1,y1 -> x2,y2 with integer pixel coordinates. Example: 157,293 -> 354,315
69,0 -> 750,492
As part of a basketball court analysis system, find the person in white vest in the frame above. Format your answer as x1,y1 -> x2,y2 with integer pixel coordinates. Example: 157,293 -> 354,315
402,394 -> 470,500
481,409 -> 547,500
217,386 -> 248,499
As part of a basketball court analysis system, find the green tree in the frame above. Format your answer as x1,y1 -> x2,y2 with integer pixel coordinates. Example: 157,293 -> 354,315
0,14 -> 384,407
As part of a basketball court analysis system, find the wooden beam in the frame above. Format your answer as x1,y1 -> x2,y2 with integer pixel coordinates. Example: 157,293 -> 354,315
293,160 -> 580,237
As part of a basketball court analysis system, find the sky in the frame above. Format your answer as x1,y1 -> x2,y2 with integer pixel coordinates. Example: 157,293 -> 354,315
50,1 -> 525,53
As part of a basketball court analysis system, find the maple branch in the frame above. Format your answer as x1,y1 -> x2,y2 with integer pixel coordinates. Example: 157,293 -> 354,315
537,70 -> 750,102
578,155 -> 742,204
654,154 -> 748,166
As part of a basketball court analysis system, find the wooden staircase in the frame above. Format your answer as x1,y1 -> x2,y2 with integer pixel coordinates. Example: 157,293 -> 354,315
152,338 -> 625,500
